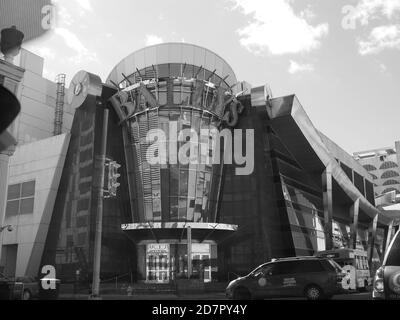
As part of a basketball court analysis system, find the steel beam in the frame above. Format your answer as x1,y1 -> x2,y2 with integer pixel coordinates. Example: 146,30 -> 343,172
384,220 -> 394,253
322,165 -> 334,250
368,213 -> 378,268
349,198 -> 360,249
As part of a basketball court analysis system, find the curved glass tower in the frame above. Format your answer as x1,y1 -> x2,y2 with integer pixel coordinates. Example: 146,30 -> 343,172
109,43 -> 239,225
108,43 -> 240,282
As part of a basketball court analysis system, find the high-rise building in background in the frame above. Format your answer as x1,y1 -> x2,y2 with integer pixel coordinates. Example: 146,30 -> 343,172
354,142 -> 400,197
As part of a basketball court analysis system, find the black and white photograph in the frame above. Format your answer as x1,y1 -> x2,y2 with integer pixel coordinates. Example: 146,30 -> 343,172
0,0 -> 399,315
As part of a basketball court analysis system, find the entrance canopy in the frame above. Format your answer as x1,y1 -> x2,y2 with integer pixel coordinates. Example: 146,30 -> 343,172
121,222 -> 238,243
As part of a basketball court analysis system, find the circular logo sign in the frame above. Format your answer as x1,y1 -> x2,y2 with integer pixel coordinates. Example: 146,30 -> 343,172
258,277 -> 267,287
74,82 -> 82,96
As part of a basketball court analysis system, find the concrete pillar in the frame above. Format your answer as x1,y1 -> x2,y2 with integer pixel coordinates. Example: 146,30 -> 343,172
368,214 -> 378,268
349,198 -> 360,249
322,165 -> 333,250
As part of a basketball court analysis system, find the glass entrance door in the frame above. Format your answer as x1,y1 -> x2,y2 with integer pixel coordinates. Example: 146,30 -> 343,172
191,243 -> 212,283
146,244 -> 170,283
192,253 -> 212,283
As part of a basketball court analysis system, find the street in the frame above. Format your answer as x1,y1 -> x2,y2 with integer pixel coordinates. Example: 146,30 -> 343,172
58,291 -> 372,300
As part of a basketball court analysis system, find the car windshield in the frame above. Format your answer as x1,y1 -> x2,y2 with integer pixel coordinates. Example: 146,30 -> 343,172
385,231 -> 400,266
328,259 -> 343,272
248,264 -> 269,277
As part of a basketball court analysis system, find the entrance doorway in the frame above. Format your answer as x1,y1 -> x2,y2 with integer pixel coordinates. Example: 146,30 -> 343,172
0,244 -> 17,278
192,253 -> 211,283
143,242 -> 214,283
146,244 -> 170,283
191,244 -> 211,283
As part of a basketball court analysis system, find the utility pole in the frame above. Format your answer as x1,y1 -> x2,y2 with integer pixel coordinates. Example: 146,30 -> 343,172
91,107 -> 109,299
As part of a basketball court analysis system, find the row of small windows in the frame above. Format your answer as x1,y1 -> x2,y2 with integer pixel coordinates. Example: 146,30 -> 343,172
380,161 -> 399,170
363,161 -> 399,172
382,179 -> 400,186
363,164 -> 377,171
382,187 -> 400,194
381,170 -> 400,179
368,170 -> 400,179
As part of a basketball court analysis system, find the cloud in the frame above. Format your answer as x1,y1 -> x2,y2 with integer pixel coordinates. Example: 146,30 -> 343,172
379,63 -> 387,72
145,34 -> 164,46
359,24 -> 400,54
53,0 -> 93,27
75,0 -> 93,12
24,46 -> 56,61
228,0 -> 329,55
54,27 -> 98,63
288,60 -> 315,74
350,0 -> 400,26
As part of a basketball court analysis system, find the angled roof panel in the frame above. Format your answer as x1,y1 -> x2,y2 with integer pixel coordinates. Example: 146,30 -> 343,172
267,95 -> 391,225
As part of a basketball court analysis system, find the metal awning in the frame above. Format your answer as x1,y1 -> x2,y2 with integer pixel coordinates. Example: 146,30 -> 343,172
121,222 -> 238,243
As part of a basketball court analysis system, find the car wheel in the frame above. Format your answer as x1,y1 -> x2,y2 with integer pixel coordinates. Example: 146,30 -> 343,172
304,285 -> 323,300
22,290 -> 32,301
233,287 -> 252,300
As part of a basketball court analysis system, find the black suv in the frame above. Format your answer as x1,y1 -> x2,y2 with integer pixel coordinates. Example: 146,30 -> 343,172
226,256 -> 345,300
373,229 -> 400,300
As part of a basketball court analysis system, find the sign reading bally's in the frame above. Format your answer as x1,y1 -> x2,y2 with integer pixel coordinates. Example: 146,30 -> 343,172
0,0 -> 54,42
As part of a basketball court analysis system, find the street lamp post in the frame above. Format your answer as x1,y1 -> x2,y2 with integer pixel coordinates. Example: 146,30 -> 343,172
90,108 -> 109,299
89,106 -> 122,299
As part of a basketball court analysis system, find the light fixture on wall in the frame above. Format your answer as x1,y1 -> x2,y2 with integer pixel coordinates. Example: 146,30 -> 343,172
0,225 -> 13,233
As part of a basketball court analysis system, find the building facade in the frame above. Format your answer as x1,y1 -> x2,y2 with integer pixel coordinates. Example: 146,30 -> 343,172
0,49 -> 73,278
1,43 -> 398,284
354,143 -> 400,197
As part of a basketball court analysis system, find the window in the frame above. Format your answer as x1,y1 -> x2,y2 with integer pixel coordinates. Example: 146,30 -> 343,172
321,259 -> 342,273
251,264 -> 274,277
77,233 -> 87,246
363,164 -> 377,172
385,231 -> 400,266
379,161 -> 398,170
382,187 -> 400,194
294,260 -> 324,273
5,181 -> 35,217
382,179 -> 400,186
381,170 -> 400,179
274,261 -> 297,275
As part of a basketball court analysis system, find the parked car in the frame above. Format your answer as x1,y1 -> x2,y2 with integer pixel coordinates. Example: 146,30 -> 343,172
0,274 -> 39,300
373,229 -> 400,300
226,256 -> 345,300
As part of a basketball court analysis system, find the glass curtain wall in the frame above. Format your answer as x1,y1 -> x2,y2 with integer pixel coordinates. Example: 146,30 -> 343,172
128,108 -> 223,223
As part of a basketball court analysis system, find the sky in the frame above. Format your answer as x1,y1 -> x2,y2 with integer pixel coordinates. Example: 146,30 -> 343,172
22,0 -> 400,154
